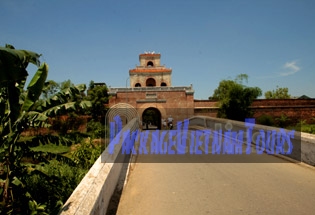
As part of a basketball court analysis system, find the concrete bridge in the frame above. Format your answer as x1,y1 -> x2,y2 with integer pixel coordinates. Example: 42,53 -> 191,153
59,116 -> 315,215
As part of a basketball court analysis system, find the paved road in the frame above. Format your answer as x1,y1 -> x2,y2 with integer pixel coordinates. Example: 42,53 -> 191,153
116,130 -> 315,215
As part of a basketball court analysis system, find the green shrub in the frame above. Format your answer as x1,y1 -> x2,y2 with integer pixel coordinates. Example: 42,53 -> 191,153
87,119 -> 105,139
50,113 -> 86,135
25,160 -> 86,214
257,114 -> 275,126
63,131 -> 89,145
300,124 -> 315,134
275,114 -> 291,128
72,138 -> 101,169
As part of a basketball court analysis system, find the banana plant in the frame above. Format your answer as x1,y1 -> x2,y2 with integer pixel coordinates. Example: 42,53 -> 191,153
0,45 -> 91,214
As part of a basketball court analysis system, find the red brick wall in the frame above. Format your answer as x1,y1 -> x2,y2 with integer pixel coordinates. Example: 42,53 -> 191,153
193,99 -> 218,117
251,99 -> 315,124
193,99 -> 315,123
194,100 -> 217,108
251,99 -> 315,107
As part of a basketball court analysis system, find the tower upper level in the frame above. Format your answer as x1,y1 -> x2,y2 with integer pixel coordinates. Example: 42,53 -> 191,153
129,52 -> 172,87
139,52 -> 161,67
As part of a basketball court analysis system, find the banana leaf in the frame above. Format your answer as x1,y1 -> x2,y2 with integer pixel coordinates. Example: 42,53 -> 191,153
0,45 -> 41,85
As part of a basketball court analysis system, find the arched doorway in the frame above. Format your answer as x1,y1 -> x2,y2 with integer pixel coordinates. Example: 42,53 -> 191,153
142,107 -> 161,130
146,78 -> 156,87
147,61 -> 154,67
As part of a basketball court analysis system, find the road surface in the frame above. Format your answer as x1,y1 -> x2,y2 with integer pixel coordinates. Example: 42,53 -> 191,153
116,130 -> 315,215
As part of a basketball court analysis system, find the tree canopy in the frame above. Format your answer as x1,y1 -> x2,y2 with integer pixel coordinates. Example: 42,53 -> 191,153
264,86 -> 291,99
86,82 -> 108,120
211,74 -> 262,121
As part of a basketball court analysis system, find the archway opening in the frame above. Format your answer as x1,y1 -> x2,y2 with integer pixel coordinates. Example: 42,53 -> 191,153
135,83 -> 141,87
147,61 -> 154,67
161,82 -> 167,86
146,78 -> 156,87
142,107 -> 161,130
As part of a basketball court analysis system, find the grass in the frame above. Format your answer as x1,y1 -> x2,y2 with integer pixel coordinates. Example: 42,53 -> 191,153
31,144 -> 71,154
299,124 -> 315,134
286,124 -> 315,134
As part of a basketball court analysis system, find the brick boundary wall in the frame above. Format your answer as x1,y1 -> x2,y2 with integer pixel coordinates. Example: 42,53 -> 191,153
194,99 -> 315,124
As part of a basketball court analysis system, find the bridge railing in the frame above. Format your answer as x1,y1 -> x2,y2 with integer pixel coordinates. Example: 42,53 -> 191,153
188,116 -> 315,166
59,117 -> 139,215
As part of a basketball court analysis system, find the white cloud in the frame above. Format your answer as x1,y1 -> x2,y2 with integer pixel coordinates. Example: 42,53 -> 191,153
281,61 -> 301,76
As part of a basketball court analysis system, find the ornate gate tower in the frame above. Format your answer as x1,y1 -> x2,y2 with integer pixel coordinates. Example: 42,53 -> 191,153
108,52 -> 194,129
130,52 -> 172,87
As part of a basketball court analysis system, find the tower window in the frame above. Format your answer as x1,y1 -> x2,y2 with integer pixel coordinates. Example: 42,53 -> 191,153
161,82 -> 167,86
147,61 -> 154,67
135,83 -> 141,87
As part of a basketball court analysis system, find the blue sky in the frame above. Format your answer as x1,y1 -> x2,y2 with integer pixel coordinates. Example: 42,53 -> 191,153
1,0 -> 315,99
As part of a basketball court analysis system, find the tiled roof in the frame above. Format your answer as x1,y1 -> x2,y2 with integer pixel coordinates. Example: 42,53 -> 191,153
139,53 -> 161,57
129,68 -> 171,73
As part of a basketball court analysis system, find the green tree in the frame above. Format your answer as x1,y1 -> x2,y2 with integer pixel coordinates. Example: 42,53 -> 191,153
0,45 -> 91,214
60,79 -> 74,91
264,86 -> 291,99
42,80 -> 60,99
59,79 -> 87,106
212,74 -> 262,121
86,82 -> 108,120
